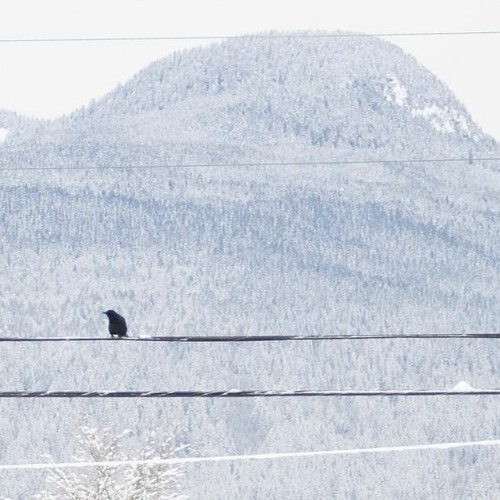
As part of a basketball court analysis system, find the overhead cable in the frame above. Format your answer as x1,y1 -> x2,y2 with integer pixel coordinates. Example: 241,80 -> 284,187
1,389 -> 499,398
0,156 -> 498,172
1,438 -> 500,471
1,31 -> 500,43
0,333 -> 498,342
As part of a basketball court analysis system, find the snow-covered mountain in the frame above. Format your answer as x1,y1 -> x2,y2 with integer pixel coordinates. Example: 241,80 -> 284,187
0,109 -> 24,143
2,33 -> 495,162
0,32 -> 499,499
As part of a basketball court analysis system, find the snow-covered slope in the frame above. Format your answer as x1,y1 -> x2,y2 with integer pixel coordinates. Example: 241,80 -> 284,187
4,33 -> 494,160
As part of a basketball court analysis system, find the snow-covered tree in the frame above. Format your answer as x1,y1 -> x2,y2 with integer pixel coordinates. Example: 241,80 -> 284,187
35,422 -> 187,500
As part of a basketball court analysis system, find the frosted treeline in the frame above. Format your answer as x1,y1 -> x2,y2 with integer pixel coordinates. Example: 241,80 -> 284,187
0,33 -> 499,498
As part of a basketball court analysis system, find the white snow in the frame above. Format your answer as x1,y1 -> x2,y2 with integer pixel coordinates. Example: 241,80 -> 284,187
0,127 -> 8,143
3,438 -> 500,471
411,105 -> 471,135
383,77 -> 471,136
383,77 -> 408,106
452,381 -> 475,391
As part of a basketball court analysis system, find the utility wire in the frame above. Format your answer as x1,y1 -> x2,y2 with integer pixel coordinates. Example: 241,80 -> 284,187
1,31 -> 500,43
1,389 -> 499,398
0,156 -> 498,172
0,333 -> 498,342
1,438 -> 499,471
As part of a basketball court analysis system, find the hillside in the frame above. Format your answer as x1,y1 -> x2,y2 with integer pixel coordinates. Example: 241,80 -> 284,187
0,32 -> 499,498
2,33 -> 495,162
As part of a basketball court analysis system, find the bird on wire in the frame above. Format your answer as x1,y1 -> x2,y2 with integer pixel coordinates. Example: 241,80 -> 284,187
102,310 -> 128,338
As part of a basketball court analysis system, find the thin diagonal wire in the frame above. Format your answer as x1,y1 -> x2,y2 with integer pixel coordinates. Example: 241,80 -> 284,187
1,31 -> 500,43
0,333 -> 498,342
1,438 -> 500,471
0,389 -> 499,398
0,156 -> 498,172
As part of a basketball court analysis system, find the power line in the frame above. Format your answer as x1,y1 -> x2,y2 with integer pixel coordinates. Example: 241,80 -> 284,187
0,333 -> 499,343
0,156 -> 498,172
1,389 -> 499,398
1,31 -> 500,44
1,438 -> 499,471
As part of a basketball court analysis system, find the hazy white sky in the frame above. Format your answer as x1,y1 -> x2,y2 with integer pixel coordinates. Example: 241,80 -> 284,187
0,0 -> 499,139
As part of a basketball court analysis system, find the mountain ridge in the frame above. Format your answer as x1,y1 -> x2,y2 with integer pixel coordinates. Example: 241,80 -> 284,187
2,31 -> 496,158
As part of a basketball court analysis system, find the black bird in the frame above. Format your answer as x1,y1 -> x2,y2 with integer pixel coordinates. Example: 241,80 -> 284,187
102,310 -> 128,338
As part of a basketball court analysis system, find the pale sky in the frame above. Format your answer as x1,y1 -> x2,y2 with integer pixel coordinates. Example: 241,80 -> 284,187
0,0 -> 499,139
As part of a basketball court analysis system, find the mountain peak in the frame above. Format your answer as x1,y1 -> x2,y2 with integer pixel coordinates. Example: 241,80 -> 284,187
5,31 -> 495,159
76,32 -> 491,150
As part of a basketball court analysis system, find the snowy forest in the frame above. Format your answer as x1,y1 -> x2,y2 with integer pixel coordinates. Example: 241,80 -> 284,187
0,32 -> 499,498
